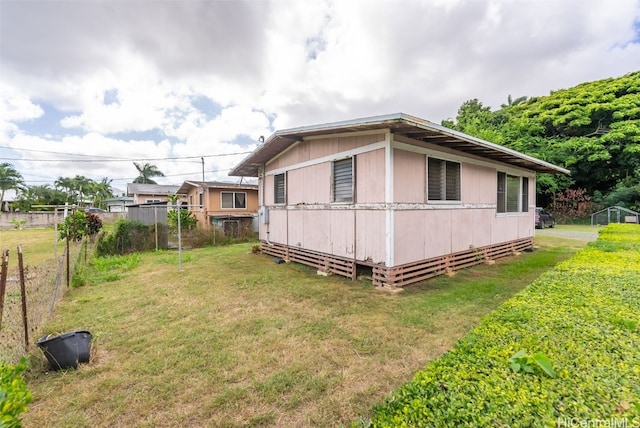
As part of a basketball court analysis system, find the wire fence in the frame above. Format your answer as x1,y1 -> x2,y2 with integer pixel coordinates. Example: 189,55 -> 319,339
0,240 -> 86,364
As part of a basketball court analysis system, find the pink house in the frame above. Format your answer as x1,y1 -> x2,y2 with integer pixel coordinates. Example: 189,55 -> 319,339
230,113 -> 568,289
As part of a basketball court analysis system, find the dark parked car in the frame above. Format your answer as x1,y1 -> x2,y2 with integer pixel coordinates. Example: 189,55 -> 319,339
535,207 -> 555,229
84,207 -> 106,213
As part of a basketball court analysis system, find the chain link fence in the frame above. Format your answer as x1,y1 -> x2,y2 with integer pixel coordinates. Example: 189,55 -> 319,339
0,240 -> 85,364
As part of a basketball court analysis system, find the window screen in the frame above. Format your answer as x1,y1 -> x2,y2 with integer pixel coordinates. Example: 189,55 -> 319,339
506,175 -> 519,212
221,192 -> 233,209
497,172 -> 526,213
221,192 -> 246,209
235,193 -> 246,209
521,177 -> 529,212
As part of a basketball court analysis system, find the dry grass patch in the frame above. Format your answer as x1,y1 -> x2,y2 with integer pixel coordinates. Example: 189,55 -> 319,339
22,237 -> 585,427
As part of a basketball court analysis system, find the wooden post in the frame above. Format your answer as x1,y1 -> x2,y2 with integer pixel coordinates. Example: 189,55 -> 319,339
18,245 -> 29,352
0,249 -> 8,330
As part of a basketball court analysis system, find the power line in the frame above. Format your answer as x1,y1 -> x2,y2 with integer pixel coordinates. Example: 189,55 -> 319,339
0,151 -> 252,162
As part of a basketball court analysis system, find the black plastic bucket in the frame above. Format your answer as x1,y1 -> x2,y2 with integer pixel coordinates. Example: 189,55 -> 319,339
36,330 -> 92,370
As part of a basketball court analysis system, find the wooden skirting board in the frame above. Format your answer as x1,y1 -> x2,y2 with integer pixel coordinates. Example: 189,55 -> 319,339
261,237 -> 533,289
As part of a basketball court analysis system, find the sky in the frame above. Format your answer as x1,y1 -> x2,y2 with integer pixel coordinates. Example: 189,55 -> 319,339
1,0 -> 639,197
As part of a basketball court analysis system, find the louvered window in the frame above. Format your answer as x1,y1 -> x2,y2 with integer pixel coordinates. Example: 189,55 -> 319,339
521,177 -> 529,212
427,158 -> 460,201
274,173 -> 286,204
333,158 -> 353,203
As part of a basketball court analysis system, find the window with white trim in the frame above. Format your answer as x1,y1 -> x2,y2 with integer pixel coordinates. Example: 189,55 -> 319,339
497,172 -> 529,213
427,157 -> 461,201
198,193 -> 203,208
221,192 -> 247,209
274,173 -> 286,204
332,158 -> 353,203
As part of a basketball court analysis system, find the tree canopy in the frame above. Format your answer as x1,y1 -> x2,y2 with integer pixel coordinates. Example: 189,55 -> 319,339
0,163 -> 25,211
443,71 -> 640,209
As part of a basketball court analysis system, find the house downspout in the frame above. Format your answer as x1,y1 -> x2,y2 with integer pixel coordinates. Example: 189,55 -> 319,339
260,165 -> 273,246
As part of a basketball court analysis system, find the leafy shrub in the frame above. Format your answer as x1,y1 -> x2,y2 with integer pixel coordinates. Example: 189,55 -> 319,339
367,224 -> 640,427
86,212 -> 103,236
97,220 -> 162,256
0,357 -> 32,427
59,210 -> 88,241
167,208 -> 197,231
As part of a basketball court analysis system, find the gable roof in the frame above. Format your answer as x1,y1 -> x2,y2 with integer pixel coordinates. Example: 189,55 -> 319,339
126,183 -> 181,196
176,181 -> 258,194
229,113 -> 569,177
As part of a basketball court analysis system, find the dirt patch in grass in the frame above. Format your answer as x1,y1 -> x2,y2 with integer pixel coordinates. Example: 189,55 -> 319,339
22,238 -> 584,427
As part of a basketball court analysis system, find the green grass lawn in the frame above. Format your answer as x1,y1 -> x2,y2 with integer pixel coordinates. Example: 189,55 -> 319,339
0,228 -> 64,269
20,233 -> 587,427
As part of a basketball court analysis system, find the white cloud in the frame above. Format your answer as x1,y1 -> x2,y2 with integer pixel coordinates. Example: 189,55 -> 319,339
0,0 -> 638,189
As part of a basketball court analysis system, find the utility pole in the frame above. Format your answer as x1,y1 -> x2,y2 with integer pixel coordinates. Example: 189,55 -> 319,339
201,157 -> 205,182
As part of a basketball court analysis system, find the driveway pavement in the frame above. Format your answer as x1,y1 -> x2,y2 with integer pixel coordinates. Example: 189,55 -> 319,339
534,227 -> 599,242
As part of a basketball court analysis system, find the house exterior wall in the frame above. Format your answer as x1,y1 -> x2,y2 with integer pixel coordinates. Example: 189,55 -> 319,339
260,131 -> 536,269
182,185 -> 258,230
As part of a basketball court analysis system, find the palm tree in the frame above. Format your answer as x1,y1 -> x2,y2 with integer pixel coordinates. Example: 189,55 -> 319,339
90,177 -> 114,208
54,175 -> 94,206
501,94 -> 528,109
133,162 -> 165,184
54,176 -> 76,203
15,184 -> 67,211
0,163 -> 25,211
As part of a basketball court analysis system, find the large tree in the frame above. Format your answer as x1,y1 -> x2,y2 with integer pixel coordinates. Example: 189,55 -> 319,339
90,177 -> 114,207
133,162 -> 165,184
14,184 -> 67,211
442,71 -> 640,208
0,163 -> 25,211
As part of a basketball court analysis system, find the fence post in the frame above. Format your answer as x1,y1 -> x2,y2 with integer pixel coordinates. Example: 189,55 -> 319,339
66,231 -> 70,288
17,245 -> 29,352
0,249 -> 8,330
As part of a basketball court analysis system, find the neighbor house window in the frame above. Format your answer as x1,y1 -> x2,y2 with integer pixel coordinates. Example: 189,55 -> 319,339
427,158 -> 461,201
497,172 -> 529,213
332,158 -> 353,202
198,192 -> 203,209
221,192 -> 247,209
274,173 -> 286,204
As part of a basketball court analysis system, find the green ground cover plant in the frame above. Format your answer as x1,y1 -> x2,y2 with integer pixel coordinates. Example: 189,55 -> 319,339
0,357 -> 32,427
367,224 -> 640,427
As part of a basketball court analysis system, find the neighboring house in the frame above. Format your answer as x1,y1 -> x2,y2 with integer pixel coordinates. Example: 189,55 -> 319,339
103,196 -> 134,213
230,113 -> 569,289
126,183 -> 184,204
176,181 -> 259,235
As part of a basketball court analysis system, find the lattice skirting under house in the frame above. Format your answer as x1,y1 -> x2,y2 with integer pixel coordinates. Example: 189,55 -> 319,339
260,237 -> 534,289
